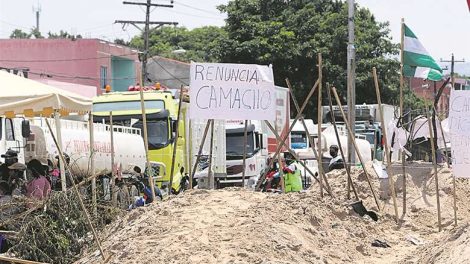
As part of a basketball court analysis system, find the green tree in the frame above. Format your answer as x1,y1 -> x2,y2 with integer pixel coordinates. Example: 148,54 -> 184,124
47,30 -> 82,40
9,29 -> 31,39
217,0 -> 403,119
130,26 -> 227,63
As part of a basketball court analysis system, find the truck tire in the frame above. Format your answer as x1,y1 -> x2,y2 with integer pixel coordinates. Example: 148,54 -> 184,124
116,186 -> 131,210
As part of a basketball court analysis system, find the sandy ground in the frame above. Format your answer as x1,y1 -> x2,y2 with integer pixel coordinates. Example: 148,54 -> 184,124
77,162 -> 470,264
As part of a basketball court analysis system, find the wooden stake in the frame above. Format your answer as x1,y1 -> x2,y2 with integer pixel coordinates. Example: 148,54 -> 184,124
169,85 -> 185,195
331,87 -> 381,210
54,111 -> 66,191
109,111 -> 117,206
425,104 -> 442,232
373,67 -> 399,223
317,53 -> 324,198
138,81 -> 156,200
435,109 -> 457,226
400,18 -> 407,216
88,112 -> 97,216
188,119 -> 193,189
285,78 -> 332,195
0,254 -> 48,264
45,119 -> 106,261
241,120 -> 248,187
208,119 -> 215,189
325,83 -> 358,200
190,120 -> 212,186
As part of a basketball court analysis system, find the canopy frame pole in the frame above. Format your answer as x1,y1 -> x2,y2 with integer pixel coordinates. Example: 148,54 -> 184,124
54,110 -> 66,192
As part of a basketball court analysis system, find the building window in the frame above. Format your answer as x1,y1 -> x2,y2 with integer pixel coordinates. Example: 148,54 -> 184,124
100,66 -> 108,88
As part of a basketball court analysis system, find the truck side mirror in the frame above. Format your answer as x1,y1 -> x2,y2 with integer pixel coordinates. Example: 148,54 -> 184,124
21,120 -> 31,138
259,134 -> 264,149
172,120 -> 178,134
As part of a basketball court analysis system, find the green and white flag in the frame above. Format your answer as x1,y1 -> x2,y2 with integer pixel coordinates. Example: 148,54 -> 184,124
403,65 -> 443,81
403,24 -> 443,74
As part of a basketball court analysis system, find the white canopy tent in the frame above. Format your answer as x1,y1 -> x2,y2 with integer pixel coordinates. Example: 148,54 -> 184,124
0,70 -> 92,191
0,70 -> 91,117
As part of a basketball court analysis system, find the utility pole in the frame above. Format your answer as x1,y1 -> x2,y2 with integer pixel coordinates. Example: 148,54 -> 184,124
440,54 -> 465,90
116,0 -> 178,84
33,3 -> 41,32
347,0 -> 356,168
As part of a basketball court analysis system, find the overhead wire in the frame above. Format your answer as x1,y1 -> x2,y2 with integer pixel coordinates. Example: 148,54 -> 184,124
0,52 -> 140,63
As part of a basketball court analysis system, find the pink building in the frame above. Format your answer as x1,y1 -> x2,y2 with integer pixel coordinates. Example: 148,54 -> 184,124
0,39 -> 141,94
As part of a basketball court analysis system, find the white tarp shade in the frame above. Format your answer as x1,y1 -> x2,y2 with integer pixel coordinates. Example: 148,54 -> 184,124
0,71 -> 92,117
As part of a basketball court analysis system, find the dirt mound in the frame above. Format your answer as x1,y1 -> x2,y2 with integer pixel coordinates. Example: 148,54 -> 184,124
77,163 -> 470,264
402,224 -> 470,264
77,187 -> 394,264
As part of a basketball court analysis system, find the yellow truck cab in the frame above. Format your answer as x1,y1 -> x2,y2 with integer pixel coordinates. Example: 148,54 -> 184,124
92,89 -> 187,194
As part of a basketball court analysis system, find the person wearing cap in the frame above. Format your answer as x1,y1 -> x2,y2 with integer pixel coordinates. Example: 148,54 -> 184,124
328,145 -> 344,172
26,159 -> 51,200
0,150 -> 19,195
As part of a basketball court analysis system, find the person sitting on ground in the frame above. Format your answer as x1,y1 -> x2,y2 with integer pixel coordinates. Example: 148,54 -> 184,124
328,145 -> 345,172
26,159 -> 51,200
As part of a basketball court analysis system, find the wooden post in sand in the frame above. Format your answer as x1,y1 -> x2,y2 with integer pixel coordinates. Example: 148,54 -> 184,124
426,104 -> 442,232
109,111 -> 117,207
373,67 -> 399,223
208,120 -> 215,189
331,87 -> 381,210
435,110 -> 457,226
190,120 -> 212,188
325,83 -> 358,200
399,18 -> 407,216
169,85 -> 185,196
241,120 -> 249,187
88,112 -> 97,216
317,53 -> 324,198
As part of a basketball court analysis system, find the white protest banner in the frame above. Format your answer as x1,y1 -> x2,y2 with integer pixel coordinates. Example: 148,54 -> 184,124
189,62 -> 276,120
449,90 -> 470,178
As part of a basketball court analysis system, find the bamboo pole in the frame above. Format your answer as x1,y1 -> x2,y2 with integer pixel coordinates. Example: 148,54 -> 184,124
169,85 -> 185,195
425,104 -> 442,232
400,18 -> 407,215
241,120 -> 248,187
331,87 -> 381,209
325,83 -> 358,200
188,119 -> 193,189
373,67 -> 399,223
208,120 -> 215,189
45,119 -> 106,261
435,109 -> 457,226
190,120 -> 212,185
88,112 -> 97,216
0,255 -> 48,264
285,78 -> 332,195
138,82 -> 156,200
109,111 -> 117,206
317,53 -> 324,198
54,111 -> 66,191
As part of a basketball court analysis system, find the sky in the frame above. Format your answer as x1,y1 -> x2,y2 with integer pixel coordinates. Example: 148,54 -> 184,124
0,0 -> 469,72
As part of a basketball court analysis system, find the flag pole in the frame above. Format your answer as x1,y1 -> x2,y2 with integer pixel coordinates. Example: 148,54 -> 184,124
400,18 -> 407,216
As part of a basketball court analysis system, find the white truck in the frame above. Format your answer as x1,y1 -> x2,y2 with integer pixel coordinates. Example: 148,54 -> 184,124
0,116 -> 147,204
194,86 -> 290,189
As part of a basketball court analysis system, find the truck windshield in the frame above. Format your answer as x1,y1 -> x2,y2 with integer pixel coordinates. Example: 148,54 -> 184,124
291,132 -> 308,149
133,120 -> 169,150
226,132 -> 255,158
93,100 -> 164,112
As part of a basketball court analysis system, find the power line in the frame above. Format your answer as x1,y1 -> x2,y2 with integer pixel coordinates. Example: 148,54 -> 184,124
165,9 -> 225,21
0,52 -> 140,63
174,2 -> 224,16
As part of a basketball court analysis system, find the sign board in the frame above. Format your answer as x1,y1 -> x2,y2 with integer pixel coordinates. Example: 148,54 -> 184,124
189,62 -> 275,120
449,90 -> 470,178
